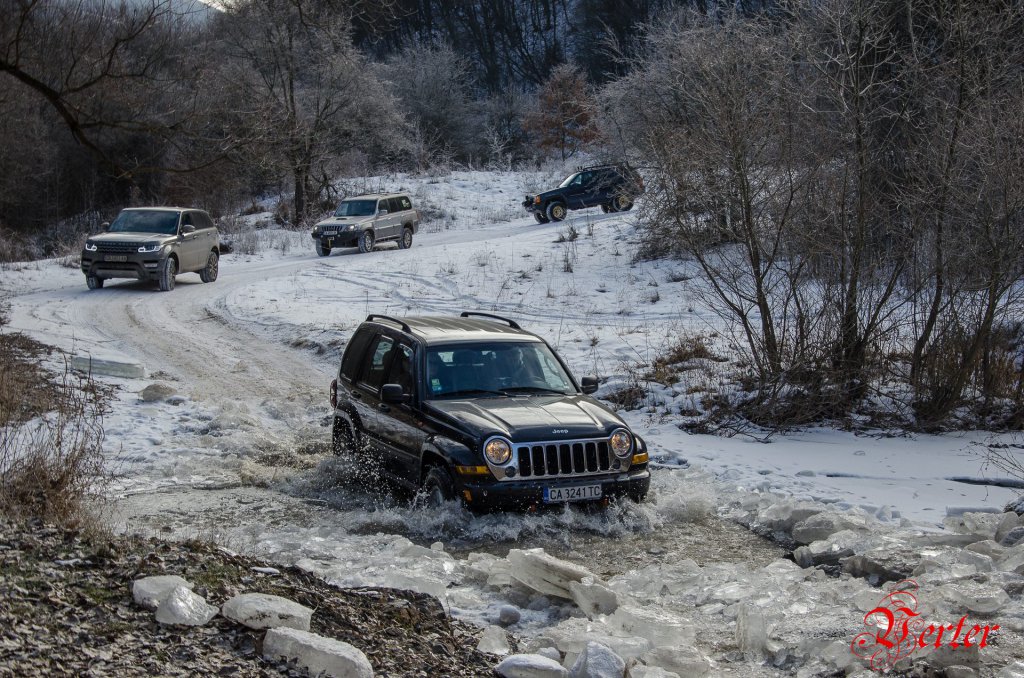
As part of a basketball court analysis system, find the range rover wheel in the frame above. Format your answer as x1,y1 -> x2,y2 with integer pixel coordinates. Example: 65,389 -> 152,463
315,240 -> 332,257
533,212 -> 550,224
86,275 -> 104,290
398,227 -> 413,249
199,251 -> 219,283
546,201 -> 567,222
613,195 -> 633,212
358,230 -> 374,253
158,256 -> 177,292
420,465 -> 456,506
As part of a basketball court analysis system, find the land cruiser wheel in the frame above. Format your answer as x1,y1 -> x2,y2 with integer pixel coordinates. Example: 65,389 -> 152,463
546,201 -> 567,222
358,230 -> 374,253
613,195 -> 633,212
420,465 -> 456,506
199,251 -> 219,283
315,240 -> 331,257
533,212 -> 550,224
86,275 -> 104,290
158,257 -> 177,292
398,227 -> 413,249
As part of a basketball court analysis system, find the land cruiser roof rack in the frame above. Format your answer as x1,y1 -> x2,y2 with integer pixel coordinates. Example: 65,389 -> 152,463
365,314 -> 411,332
459,311 -> 521,330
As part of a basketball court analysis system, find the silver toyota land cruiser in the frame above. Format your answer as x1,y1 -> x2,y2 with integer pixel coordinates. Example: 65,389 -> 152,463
311,193 -> 421,256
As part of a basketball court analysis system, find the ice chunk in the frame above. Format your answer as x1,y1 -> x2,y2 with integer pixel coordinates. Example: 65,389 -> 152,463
478,625 -> 511,656
957,549 -> 993,572
757,500 -> 822,533
570,578 -> 618,618
154,585 -> 218,626
608,606 -> 695,648
736,604 -> 767,658
794,530 -> 866,567
221,592 -> 312,631
1000,526 -> 1024,547
400,543 -> 454,560
940,582 -> 1010,614
995,513 -> 1022,543
998,661 -> 1024,678
263,627 -> 372,678
496,654 -> 570,678
965,540 -> 1006,558
540,618 -> 652,664
132,575 -> 193,611
627,667 -> 680,678
944,512 -> 1004,540
508,549 -> 601,600
997,545 -> 1024,574
792,512 -> 871,545
569,641 -> 625,678
640,647 -> 709,677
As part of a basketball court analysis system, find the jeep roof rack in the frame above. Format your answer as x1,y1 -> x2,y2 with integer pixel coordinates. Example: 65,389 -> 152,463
365,314 -> 411,332
459,311 -> 521,330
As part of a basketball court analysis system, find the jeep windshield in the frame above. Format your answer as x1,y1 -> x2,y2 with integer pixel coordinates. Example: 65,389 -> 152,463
558,172 -> 583,188
109,210 -> 180,235
333,200 -> 377,217
426,342 -> 575,399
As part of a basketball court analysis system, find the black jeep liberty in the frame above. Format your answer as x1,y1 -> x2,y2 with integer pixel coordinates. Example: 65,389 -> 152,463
330,313 -> 650,510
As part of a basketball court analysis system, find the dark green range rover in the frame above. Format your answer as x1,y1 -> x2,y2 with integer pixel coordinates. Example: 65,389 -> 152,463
330,312 -> 650,510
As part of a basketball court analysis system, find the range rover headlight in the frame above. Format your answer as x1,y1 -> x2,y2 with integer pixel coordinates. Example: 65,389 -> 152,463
138,242 -> 161,253
484,436 -> 512,465
84,241 -> 98,252
610,429 -> 633,457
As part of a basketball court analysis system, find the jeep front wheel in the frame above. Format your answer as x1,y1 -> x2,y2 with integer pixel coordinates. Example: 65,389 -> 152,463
398,227 -> 413,249
533,212 -> 550,224
158,257 -> 177,292
86,275 -> 104,290
546,201 -> 567,222
199,251 -> 219,283
419,465 -> 456,506
358,230 -> 374,253
315,240 -> 332,257
613,195 -> 633,212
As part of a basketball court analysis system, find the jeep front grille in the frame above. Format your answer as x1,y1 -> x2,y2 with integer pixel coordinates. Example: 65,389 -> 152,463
96,241 -> 138,253
514,438 -> 617,479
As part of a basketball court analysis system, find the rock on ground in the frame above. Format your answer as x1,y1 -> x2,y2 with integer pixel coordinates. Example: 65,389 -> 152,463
140,383 -> 177,402
221,592 -> 312,631
154,585 -> 218,626
263,627 -> 373,678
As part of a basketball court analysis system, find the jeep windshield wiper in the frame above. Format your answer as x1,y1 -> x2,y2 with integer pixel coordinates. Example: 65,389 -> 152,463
435,388 -> 508,398
500,386 -> 571,396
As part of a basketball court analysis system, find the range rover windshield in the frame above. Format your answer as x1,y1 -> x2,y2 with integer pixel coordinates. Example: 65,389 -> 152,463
426,341 -> 575,399
334,200 -> 377,217
109,210 -> 180,235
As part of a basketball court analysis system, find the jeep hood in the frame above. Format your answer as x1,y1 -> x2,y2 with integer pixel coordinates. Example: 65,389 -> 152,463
425,396 -> 625,442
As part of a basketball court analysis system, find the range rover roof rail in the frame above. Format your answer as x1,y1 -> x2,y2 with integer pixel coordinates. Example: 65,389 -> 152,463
366,314 -> 411,332
460,311 -> 521,330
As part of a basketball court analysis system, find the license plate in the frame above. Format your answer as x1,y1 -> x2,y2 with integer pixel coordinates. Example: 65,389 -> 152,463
105,255 -> 127,262
543,484 -> 602,503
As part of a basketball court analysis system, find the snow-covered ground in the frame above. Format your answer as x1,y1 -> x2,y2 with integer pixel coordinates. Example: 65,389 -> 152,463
3,169 -> 1023,676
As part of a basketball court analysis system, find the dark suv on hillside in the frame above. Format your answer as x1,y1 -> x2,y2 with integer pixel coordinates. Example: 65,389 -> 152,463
329,313 -> 650,510
524,164 -> 644,223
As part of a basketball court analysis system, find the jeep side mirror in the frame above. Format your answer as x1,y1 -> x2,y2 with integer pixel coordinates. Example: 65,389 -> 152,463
181,224 -> 196,235
378,209 -> 389,216
580,376 -> 599,394
381,383 -> 408,403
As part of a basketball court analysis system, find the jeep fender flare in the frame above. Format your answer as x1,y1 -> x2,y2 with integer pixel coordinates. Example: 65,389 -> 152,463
420,435 -> 475,479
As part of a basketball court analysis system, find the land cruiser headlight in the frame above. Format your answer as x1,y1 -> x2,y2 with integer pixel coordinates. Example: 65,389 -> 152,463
484,437 -> 512,465
138,242 -> 161,253
84,241 -> 98,252
610,429 -> 633,457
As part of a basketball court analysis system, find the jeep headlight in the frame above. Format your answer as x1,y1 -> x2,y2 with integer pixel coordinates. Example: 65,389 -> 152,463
138,242 -> 161,253
610,429 -> 633,457
84,241 -> 98,252
533,195 -> 541,204
484,436 -> 512,465
312,225 -> 320,234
